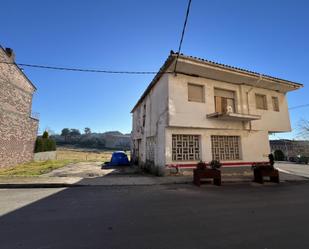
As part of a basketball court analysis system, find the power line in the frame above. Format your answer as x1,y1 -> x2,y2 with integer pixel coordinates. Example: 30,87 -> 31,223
0,61 -> 172,75
289,104 -> 309,110
173,0 -> 192,74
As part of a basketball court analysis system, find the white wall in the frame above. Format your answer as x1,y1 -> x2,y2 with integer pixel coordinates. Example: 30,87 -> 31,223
165,127 -> 270,166
168,73 -> 291,132
131,74 -> 169,169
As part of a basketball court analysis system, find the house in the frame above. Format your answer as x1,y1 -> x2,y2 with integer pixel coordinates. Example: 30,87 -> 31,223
131,52 -> 302,175
270,139 -> 309,159
0,47 -> 39,168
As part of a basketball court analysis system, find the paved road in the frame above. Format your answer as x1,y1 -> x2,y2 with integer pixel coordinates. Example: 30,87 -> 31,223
276,162 -> 309,178
1,183 -> 309,249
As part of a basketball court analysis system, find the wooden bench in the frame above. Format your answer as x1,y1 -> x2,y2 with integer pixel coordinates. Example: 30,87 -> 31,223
193,169 -> 221,186
252,164 -> 279,184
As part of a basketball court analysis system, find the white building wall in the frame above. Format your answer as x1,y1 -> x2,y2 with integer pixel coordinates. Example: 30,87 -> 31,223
165,128 -> 270,166
131,74 -> 169,174
168,73 -> 291,132
132,60 -> 296,175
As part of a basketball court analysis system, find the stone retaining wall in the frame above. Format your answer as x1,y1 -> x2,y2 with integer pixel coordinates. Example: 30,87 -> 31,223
34,151 -> 57,161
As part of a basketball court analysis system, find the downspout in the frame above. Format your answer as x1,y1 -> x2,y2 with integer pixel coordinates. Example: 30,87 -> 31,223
246,74 -> 263,131
246,87 -> 254,131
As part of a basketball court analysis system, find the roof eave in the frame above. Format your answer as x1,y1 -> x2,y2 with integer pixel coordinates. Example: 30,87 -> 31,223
130,54 -> 175,113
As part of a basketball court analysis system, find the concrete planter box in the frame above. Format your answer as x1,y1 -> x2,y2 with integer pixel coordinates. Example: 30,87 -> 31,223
34,151 -> 57,161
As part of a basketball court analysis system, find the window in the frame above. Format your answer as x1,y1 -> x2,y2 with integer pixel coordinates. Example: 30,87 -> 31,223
172,134 -> 200,161
272,97 -> 279,112
211,135 -> 241,161
255,94 -> 267,110
188,83 -> 204,102
214,88 -> 236,113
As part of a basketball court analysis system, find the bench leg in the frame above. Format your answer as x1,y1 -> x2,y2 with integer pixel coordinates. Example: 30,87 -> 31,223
193,175 -> 201,187
270,176 -> 279,183
213,178 -> 221,186
254,172 -> 264,184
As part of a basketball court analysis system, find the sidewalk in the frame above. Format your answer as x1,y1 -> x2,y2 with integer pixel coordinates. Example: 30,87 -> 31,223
0,171 -> 307,188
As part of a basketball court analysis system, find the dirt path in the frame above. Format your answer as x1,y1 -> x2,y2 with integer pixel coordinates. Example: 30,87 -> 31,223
43,162 -> 138,178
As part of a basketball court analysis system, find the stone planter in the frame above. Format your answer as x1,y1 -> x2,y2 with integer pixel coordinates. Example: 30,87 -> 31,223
193,168 -> 221,186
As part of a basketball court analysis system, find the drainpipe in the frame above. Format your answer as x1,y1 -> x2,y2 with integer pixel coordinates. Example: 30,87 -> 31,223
245,74 -> 263,131
246,87 -> 254,131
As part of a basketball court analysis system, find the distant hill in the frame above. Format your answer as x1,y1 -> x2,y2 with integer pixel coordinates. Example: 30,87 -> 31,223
51,131 -> 131,150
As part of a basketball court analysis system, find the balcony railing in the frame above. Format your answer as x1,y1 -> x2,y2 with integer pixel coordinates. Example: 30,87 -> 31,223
31,112 -> 40,120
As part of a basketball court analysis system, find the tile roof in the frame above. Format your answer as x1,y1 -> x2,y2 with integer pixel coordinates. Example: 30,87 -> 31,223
176,52 -> 302,86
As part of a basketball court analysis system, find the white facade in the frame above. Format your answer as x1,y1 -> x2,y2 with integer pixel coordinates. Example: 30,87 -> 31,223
131,53 -> 302,175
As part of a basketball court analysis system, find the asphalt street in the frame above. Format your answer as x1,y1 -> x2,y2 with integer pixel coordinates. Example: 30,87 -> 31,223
276,162 -> 309,178
1,182 -> 309,249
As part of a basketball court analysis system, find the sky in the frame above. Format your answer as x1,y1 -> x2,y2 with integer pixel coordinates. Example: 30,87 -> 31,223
1,0 -> 308,138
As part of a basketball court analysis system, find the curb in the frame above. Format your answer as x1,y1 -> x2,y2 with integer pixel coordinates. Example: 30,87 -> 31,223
0,179 -> 298,189
0,183 -> 83,188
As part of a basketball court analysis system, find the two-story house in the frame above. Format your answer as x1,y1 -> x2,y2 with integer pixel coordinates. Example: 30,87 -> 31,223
131,52 -> 302,176
0,46 -> 39,168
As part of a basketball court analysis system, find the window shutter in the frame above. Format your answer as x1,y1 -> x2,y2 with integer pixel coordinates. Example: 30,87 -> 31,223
188,84 -> 204,102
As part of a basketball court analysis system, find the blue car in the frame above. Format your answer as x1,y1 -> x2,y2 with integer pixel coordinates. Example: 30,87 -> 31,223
102,151 -> 130,168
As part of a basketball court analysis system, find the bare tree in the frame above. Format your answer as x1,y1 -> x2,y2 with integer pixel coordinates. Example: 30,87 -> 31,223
298,119 -> 309,139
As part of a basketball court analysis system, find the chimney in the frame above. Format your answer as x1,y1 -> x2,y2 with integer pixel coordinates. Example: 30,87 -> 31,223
4,48 -> 16,62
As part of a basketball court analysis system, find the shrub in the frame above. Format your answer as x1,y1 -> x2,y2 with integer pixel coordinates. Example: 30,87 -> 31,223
197,161 -> 207,170
34,136 -> 57,153
209,160 -> 222,170
274,150 -> 285,161
34,138 -> 43,153
42,131 -> 49,139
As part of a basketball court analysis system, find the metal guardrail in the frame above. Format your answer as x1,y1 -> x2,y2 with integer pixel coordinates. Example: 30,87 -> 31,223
31,112 -> 40,120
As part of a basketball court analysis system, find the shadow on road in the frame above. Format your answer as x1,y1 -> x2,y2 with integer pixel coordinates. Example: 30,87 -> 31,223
1,181 -> 309,249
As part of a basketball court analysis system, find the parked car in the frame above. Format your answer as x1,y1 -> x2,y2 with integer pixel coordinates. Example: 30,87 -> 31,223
288,156 -> 309,164
102,151 -> 130,168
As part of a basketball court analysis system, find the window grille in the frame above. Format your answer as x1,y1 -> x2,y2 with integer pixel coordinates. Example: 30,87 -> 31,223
211,135 -> 241,161
172,135 -> 200,161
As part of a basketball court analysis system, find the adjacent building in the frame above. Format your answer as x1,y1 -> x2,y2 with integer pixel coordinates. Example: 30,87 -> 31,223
0,46 -> 39,168
270,139 -> 309,158
131,52 -> 302,175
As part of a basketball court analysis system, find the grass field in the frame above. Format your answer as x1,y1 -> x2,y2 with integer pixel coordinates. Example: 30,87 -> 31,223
0,148 -> 124,176
0,160 -> 76,176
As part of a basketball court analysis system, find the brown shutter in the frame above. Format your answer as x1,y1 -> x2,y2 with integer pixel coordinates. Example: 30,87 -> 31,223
215,96 -> 222,113
188,84 -> 204,102
221,97 -> 227,113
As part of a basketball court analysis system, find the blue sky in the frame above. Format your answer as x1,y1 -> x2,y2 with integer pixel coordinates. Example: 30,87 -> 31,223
1,0 -> 308,138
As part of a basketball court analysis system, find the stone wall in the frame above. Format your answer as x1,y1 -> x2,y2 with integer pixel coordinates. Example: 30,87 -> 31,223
34,151 -> 57,161
0,47 -> 39,168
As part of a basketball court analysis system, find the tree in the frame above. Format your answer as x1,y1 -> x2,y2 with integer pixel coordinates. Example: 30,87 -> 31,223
84,127 -> 91,135
61,128 -> 70,138
34,138 -> 43,153
42,131 -> 49,139
34,136 -> 56,152
70,129 -> 81,136
274,150 -> 285,161
61,128 -> 70,143
299,119 -> 309,139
